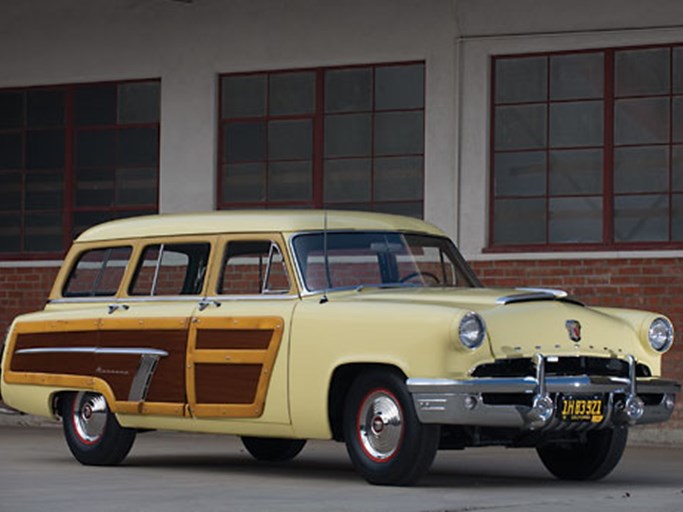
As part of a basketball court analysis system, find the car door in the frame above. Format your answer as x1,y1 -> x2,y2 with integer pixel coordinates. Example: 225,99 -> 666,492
186,234 -> 297,423
98,238 -> 213,417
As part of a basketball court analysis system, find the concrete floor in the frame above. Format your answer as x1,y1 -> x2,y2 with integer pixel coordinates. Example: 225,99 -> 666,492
1,426 -> 682,512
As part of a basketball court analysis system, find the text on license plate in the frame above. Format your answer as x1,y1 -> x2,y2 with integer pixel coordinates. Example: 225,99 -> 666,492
558,395 -> 605,423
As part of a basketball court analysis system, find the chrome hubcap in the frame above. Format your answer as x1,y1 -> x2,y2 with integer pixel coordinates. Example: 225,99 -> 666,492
358,390 -> 403,461
72,392 -> 107,444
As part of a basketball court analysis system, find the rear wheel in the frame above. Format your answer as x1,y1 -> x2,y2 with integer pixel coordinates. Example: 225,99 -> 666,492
61,391 -> 136,466
241,437 -> 306,462
342,370 -> 439,486
536,427 -> 628,480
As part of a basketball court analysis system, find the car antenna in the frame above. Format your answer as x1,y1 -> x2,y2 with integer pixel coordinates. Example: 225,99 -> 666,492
320,210 -> 331,304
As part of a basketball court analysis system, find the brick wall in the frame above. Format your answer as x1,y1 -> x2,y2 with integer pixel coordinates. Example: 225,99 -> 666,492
0,266 -> 59,334
471,257 -> 683,430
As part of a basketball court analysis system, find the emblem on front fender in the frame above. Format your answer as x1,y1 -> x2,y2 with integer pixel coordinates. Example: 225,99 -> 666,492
565,320 -> 582,342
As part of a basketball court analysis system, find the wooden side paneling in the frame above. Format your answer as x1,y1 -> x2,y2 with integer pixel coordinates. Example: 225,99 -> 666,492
195,329 -> 272,350
194,364 -> 262,404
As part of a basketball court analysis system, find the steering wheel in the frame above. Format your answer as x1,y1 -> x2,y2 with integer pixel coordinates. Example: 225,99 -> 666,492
399,271 -> 440,285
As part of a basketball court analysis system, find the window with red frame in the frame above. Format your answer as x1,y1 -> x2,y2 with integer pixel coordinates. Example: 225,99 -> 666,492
491,44 -> 683,249
0,80 -> 159,256
218,62 -> 425,218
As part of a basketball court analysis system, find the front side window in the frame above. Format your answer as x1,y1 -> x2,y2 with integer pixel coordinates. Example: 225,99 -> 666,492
218,62 -> 425,218
492,44 -> 683,248
63,246 -> 132,297
130,243 -> 210,296
0,79 -> 160,257
219,240 -> 291,295
292,231 -> 479,291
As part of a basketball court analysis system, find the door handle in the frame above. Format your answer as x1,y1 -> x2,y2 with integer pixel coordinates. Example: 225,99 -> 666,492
197,299 -> 221,312
107,304 -> 130,314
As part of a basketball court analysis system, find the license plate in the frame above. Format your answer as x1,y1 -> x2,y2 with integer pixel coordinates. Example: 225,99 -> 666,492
557,395 -> 606,423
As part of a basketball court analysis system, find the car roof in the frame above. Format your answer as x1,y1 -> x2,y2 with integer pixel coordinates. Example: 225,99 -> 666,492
75,210 -> 446,242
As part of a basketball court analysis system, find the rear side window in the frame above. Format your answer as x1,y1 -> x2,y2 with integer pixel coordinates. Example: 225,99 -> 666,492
130,242 -> 210,296
63,246 -> 132,297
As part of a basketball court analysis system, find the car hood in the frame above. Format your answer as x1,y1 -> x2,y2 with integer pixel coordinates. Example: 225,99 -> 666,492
337,286 -> 647,360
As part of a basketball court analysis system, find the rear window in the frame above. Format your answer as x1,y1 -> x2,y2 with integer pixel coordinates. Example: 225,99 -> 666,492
63,247 -> 132,297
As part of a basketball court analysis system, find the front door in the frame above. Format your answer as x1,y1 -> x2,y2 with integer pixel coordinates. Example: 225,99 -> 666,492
187,235 -> 297,423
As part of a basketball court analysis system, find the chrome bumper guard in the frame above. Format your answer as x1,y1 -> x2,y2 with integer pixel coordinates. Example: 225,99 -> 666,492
407,354 -> 680,430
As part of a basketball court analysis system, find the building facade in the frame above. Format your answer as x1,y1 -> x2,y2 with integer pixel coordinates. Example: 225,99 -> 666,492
0,0 -> 682,439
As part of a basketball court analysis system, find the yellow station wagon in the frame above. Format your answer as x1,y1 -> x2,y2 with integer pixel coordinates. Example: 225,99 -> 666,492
1,210 -> 680,485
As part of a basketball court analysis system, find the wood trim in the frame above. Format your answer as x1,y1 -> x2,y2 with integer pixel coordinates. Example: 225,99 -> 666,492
187,316 -> 284,418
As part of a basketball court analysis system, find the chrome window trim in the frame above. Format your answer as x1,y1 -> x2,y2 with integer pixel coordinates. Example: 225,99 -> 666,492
49,296 -> 204,304
203,294 -> 298,302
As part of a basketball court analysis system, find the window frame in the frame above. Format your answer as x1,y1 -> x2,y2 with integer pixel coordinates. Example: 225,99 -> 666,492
489,42 -> 683,252
0,78 -> 160,260
216,61 -> 426,217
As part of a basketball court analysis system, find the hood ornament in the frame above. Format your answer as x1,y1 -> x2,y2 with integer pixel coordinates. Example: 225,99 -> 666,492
565,320 -> 582,342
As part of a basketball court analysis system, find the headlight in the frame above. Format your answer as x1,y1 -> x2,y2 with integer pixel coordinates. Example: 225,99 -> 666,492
648,317 -> 673,352
459,312 -> 486,350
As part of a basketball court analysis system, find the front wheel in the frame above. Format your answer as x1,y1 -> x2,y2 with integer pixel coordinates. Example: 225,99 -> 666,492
343,370 -> 439,486
241,437 -> 306,461
536,427 -> 628,480
61,391 -> 136,466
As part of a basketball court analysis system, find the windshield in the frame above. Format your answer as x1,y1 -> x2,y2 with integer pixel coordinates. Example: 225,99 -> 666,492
292,231 -> 480,292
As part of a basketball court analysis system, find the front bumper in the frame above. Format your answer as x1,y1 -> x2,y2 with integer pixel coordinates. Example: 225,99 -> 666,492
407,354 -> 680,430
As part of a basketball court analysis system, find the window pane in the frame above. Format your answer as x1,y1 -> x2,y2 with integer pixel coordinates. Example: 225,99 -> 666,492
268,119 -> 312,160
0,92 -> 24,129
375,64 -> 424,110
25,171 -> 64,210
549,101 -> 603,148
495,57 -> 547,103
77,129 -> 116,168
27,90 -> 64,128
549,196 -> 602,243
615,48 -> 670,97
75,84 -> 117,126
221,74 -> 267,118
374,111 -> 423,156
614,98 -> 669,145
118,82 -> 160,124
324,159 -> 371,202
672,194 -> 683,240
674,48 -> 683,94
223,122 -> 266,163
494,104 -> 547,150
324,114 -> 371,157
672,97 -> 683,143
0,213 -> 21,252
615,194 -> 668,242
26,129 -> 64,169
672,146 -> 683,191
222,163 -> 266,203
550,53 -> 604,100
493,198 -> 546,245
374,157 -> 423,201
325,67 -> 372,113
614,146 -> 668,193
24,212 -> 63,252
64,247 -> 132,297
75,169 -> 115,207
0,133 -> 22,170
0,171 -> 21,211
73,211 -> 117,238
269,72 -> 315,116
118,127 -> 158,167
549,149 -> 603,195
373,201 -> 423,218
268,161 -> 312,201
494,151 -> 546,197
115,167 -> 156,205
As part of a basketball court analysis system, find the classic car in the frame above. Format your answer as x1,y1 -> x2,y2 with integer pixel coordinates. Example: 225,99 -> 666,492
1,210 -> 680,485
